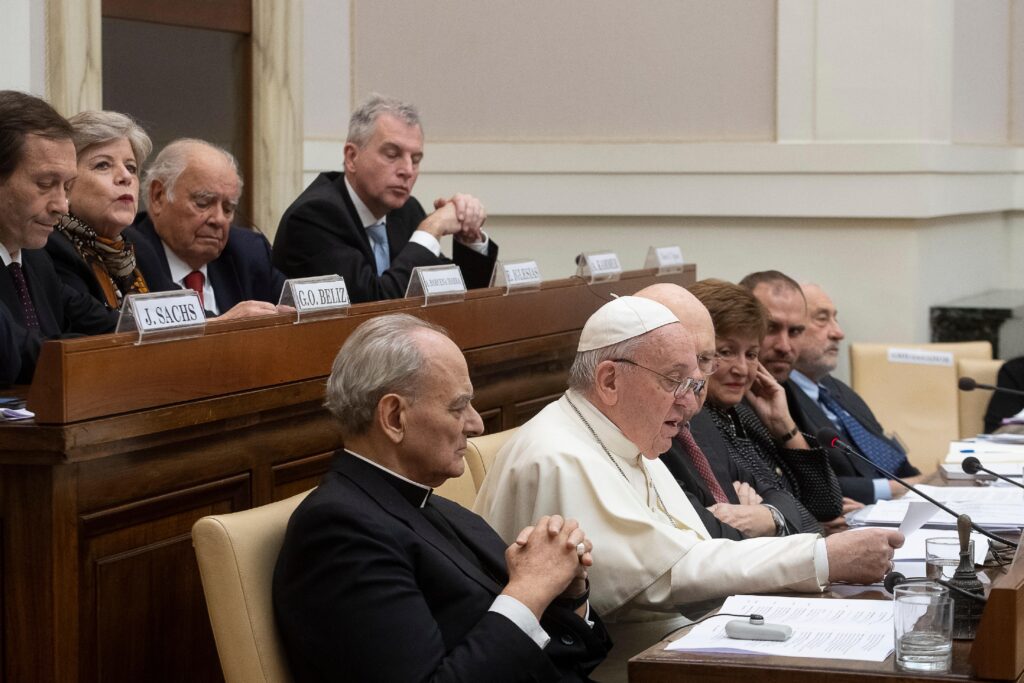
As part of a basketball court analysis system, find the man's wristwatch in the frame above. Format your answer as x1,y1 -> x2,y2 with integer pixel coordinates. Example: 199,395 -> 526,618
554,578 -> 590,610
764,504 -> 788,536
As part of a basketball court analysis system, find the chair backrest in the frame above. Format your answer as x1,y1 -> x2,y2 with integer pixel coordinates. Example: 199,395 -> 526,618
957,357 -> 1005,437
192,491 -> 311,683
434,462 -> 480,507
849,341 -> 992,471
467,428 -> 520,483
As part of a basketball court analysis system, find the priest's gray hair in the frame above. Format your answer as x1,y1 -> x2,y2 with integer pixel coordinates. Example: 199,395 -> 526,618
567,336 -> 646,392
347,93 -> 421,148
143,138 -> 243,205
325,313 -> 447,436
68,110 -> 153,166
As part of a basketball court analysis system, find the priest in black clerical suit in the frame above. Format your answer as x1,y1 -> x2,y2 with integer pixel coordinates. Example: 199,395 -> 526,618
274,314 -> 609,682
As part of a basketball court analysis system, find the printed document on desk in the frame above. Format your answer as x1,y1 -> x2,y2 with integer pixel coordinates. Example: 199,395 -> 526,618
860,498 -> 1024,529
666,595 -> 894,661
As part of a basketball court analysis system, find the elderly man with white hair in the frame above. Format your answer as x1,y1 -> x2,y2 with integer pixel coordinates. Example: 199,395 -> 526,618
126,138 -> 286,320
474,295 -> 903,682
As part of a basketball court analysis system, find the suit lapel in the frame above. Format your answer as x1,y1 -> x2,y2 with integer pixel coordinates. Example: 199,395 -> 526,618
336,455 -> 504,594
207,255 -> 242,311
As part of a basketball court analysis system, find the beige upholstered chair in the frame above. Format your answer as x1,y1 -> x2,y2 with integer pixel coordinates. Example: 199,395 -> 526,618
849,341 -> 992,471
957,357 -> 1005,437
467,428 -> 519,481
434,461 -> 481,507
192,491 -> 310,683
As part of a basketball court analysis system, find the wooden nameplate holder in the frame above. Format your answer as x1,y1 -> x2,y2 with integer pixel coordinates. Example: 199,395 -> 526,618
971,556 -> 1024,679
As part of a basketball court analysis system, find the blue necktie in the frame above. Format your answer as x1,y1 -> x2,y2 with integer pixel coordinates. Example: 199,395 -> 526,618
366,221 -> 390,275
817,384 -> 907,473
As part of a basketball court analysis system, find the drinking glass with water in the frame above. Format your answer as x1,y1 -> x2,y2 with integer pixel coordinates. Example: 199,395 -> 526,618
894,583 -> 953,672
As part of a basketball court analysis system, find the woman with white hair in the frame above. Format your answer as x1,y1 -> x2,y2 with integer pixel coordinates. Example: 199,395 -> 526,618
46,110 -> 172,309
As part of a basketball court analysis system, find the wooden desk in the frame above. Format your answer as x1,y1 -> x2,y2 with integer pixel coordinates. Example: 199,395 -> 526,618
0,267 -> 693,683
629,556 -> 1023,683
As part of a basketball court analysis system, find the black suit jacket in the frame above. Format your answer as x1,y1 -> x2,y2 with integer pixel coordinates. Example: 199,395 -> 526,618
662,411 -> 817,535
128,214 -> 286,313
272,172 -> 498,303
984,357 -> 1024,432
785,376 -> 920,504
0,304 -> 21,385
0,249 -> 118,383
44,228 -> 176,308
273,453 -> 609,683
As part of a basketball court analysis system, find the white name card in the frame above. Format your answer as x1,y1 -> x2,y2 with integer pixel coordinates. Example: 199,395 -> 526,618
134,292 -> 205,331
281,275 -> 350,322
491,259 -> 542,293
117,290 -> 207,344
645,245 -> 685,274
406,264 -> 467,306
887,348 -> 954,367
576,251 -> 623,283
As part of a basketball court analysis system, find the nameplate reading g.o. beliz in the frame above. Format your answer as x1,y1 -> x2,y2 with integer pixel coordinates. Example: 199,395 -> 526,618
291,280 -> 350,312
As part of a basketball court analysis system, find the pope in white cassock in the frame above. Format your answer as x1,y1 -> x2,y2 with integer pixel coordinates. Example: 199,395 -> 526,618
474,296 -> 903,682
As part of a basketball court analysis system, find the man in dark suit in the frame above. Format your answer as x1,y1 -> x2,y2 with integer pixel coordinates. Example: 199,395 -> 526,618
786,283 -> 926,505
636,283 -> 818,537
126,139 -> 285,320
273,94 -> 498,303
274,314 -> 608,682
0,91 -> 118,383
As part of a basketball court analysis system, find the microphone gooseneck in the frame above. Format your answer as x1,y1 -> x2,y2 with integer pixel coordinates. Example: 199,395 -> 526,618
815,427 -> 1018,549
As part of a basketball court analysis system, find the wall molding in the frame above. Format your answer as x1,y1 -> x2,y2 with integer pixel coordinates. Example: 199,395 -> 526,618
304,140 -> 1024,219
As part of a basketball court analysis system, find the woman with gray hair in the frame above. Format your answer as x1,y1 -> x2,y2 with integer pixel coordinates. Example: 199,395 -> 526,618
45,110 -> 172,309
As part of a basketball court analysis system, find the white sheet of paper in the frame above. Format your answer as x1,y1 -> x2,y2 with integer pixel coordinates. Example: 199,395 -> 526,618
898,500 -> 938,535
862,499 -> 1024,529
666,595 -> 894,662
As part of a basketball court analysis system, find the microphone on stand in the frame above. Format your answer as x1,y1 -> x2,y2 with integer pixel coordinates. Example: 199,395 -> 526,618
883,571 -> 987,603
958,376 -> 1024,398
961,456 -> 1024,491
815,427 -> 1018,549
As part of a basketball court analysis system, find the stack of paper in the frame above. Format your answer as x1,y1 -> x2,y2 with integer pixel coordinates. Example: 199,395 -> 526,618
666,595 -> 894,661
860,486 -> 1024,530
944,439 -> 1024,480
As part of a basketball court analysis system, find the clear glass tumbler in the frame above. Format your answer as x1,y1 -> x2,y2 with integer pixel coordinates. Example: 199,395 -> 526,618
894,582 -> 953,672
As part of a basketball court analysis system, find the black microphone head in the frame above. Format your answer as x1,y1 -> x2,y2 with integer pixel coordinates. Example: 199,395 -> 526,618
883,571 -> 907,594
959,377 -> 978,392
961,456 -> 982,475
815,427 -> 841,450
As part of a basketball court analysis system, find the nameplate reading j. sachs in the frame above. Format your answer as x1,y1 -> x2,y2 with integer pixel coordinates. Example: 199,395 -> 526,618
117,290 -> 206,344
645,245 -> 685,274
491,259 -> 542,293
406,264 -> 467,306
576,251 -> 622,283
280,275 -> 350,323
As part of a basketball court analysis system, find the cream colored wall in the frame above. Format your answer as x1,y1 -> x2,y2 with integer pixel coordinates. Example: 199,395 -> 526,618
298,2 -> 1024,385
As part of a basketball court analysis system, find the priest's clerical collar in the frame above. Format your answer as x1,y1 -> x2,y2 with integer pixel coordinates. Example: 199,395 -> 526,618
346,449 -> 432,508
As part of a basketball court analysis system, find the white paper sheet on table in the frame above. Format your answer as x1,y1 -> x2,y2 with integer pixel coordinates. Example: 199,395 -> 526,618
666,595 -> 894,661
861,499 -> 1024,529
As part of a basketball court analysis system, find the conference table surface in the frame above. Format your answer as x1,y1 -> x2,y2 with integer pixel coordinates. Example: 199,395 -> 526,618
629,516 -> 1022,683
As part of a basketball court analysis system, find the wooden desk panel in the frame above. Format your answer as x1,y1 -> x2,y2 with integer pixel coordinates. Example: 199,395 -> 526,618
0,268 -> 694,683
